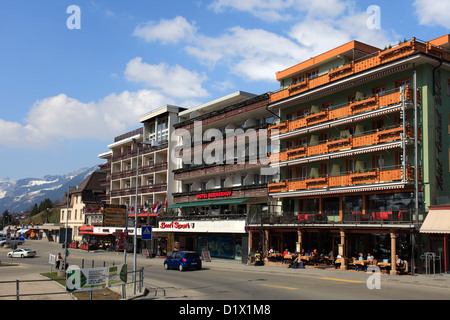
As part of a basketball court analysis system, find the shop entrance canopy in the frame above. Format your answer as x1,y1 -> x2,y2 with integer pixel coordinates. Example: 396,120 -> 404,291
420,208 -> 450,234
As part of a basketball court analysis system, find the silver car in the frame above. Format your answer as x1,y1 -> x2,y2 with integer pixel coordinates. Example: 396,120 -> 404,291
7,248 -> 36,258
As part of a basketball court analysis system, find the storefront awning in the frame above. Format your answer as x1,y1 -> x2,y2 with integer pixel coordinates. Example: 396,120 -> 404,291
168,198 -> 250,209
420,208 -> 450,234
210,198 -> 250,205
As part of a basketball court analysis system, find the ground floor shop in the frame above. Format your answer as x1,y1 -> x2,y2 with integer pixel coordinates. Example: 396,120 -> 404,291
249,225 -> 421,274
149,219 -> 247,260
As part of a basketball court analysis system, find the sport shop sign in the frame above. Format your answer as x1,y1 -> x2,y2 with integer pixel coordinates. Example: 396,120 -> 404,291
158,220 -> 246,234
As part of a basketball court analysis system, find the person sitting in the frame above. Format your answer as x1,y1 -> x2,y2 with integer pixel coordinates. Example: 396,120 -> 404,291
355,253 -> 364,271
311,249 -> 320,266
254,251 -> 264,266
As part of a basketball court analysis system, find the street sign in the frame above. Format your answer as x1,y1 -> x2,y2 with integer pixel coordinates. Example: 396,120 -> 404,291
141,226 -> 152,240
19,234 -> 25,241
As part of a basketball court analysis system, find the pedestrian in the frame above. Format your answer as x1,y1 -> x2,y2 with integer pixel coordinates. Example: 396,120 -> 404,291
56,253 -> 62,270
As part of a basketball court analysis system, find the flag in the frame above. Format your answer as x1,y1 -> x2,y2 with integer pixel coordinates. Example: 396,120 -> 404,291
155,203 -> 162,215
143,202 -> 149,213
152,202 -> 159,212
164,196 -> 168,209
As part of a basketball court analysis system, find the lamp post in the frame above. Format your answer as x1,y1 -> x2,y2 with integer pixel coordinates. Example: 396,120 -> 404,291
132,138 -> 159,295
64,185 -> 78,271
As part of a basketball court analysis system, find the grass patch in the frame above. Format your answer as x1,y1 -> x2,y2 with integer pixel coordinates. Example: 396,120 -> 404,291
41,272 -> 122,300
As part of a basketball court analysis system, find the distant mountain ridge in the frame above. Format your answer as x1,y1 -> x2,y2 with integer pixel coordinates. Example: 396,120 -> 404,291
0,166 -> 99,213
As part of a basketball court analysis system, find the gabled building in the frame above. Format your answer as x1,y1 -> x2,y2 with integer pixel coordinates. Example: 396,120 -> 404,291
60,170 -> 106,241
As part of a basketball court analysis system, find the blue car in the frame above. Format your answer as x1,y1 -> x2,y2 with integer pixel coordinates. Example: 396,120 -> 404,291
164,251 -> 202,271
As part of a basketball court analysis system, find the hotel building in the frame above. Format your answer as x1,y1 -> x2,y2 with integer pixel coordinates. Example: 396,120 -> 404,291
98,105 -> 186,252
248,36 -> 450,273
160,91 -> 275,260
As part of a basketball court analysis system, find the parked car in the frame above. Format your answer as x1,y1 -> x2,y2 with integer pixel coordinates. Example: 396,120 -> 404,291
164,251 -> 202,271
7,248 -> 36,258
0,238 -> 6,247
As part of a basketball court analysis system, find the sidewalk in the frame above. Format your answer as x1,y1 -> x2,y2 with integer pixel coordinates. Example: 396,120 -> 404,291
202,258 -> 450,289
3,245 -> 450,300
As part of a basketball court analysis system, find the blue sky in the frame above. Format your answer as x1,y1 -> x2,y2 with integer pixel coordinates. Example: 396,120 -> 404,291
0,0 -> 449,179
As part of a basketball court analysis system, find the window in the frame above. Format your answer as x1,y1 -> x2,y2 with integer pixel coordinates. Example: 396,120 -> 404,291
148,123 -> 156,141
373,154 -> 384,170
287,112 -> 296,121
348,94 -> 356,104
287,167 -> 296,181
319,131 -> 330,143
320,162 -> 329,177
299,166 -> 308,180
396,78 -> 410,89
322,101 -> 333,110
148,177 -> 154,185
372,85 -> 386,96
157,119 -> 168,142
298,108 -> 310,118
346,158 -> 356,173
307,69 -> 318,80
372,118 -> 384,130
293,74 -> 305,84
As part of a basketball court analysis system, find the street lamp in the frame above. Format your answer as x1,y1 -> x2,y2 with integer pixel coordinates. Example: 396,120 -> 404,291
64,185 -> 78,271
132,138 -> 159,294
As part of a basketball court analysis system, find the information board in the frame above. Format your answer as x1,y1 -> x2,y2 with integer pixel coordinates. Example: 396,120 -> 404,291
102,204 -> 127,227
201,251 -> 211,262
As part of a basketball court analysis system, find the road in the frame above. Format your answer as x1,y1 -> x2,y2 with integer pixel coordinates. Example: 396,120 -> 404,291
2,239 -> 450,301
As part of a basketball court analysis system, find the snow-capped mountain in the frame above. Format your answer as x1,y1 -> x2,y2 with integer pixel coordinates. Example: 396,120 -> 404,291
0,166 -> 99,213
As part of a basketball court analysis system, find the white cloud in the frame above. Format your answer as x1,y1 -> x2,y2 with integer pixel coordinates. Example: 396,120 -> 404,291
208,0 -> 349,22
185,26 -> 305,82
0,90 -> 171,149
125,57 -> 209,99
132,16 -> 197,44
414,0 -> 450,28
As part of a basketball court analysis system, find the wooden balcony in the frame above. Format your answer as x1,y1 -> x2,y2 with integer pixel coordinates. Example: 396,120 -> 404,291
268,87 -> 413,136
270,125 -> 417,164
269,37 -> 443,104
268,166 -> 418,194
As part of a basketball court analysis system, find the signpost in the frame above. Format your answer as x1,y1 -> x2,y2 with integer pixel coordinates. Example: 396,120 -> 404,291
141,226 -> 152,240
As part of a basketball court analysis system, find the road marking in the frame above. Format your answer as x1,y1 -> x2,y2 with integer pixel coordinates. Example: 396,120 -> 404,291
259,283 -> 299,290
320,277 -> 364,284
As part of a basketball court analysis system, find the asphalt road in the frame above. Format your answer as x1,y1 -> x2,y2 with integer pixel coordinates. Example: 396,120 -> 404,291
2,239 -> 450,301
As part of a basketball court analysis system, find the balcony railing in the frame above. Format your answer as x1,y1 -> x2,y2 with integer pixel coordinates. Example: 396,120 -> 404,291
110,183 -> 167,197
268,166 -> 420,194
248,210 -> 421,225
174,93 -> 270,130
111,141 -> 168,162
268,86 -> 414,136
270,124 -> 418,163
269,37 -> 446,104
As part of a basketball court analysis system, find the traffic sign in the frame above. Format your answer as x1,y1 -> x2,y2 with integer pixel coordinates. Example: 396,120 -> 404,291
141,226 -> 152,240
